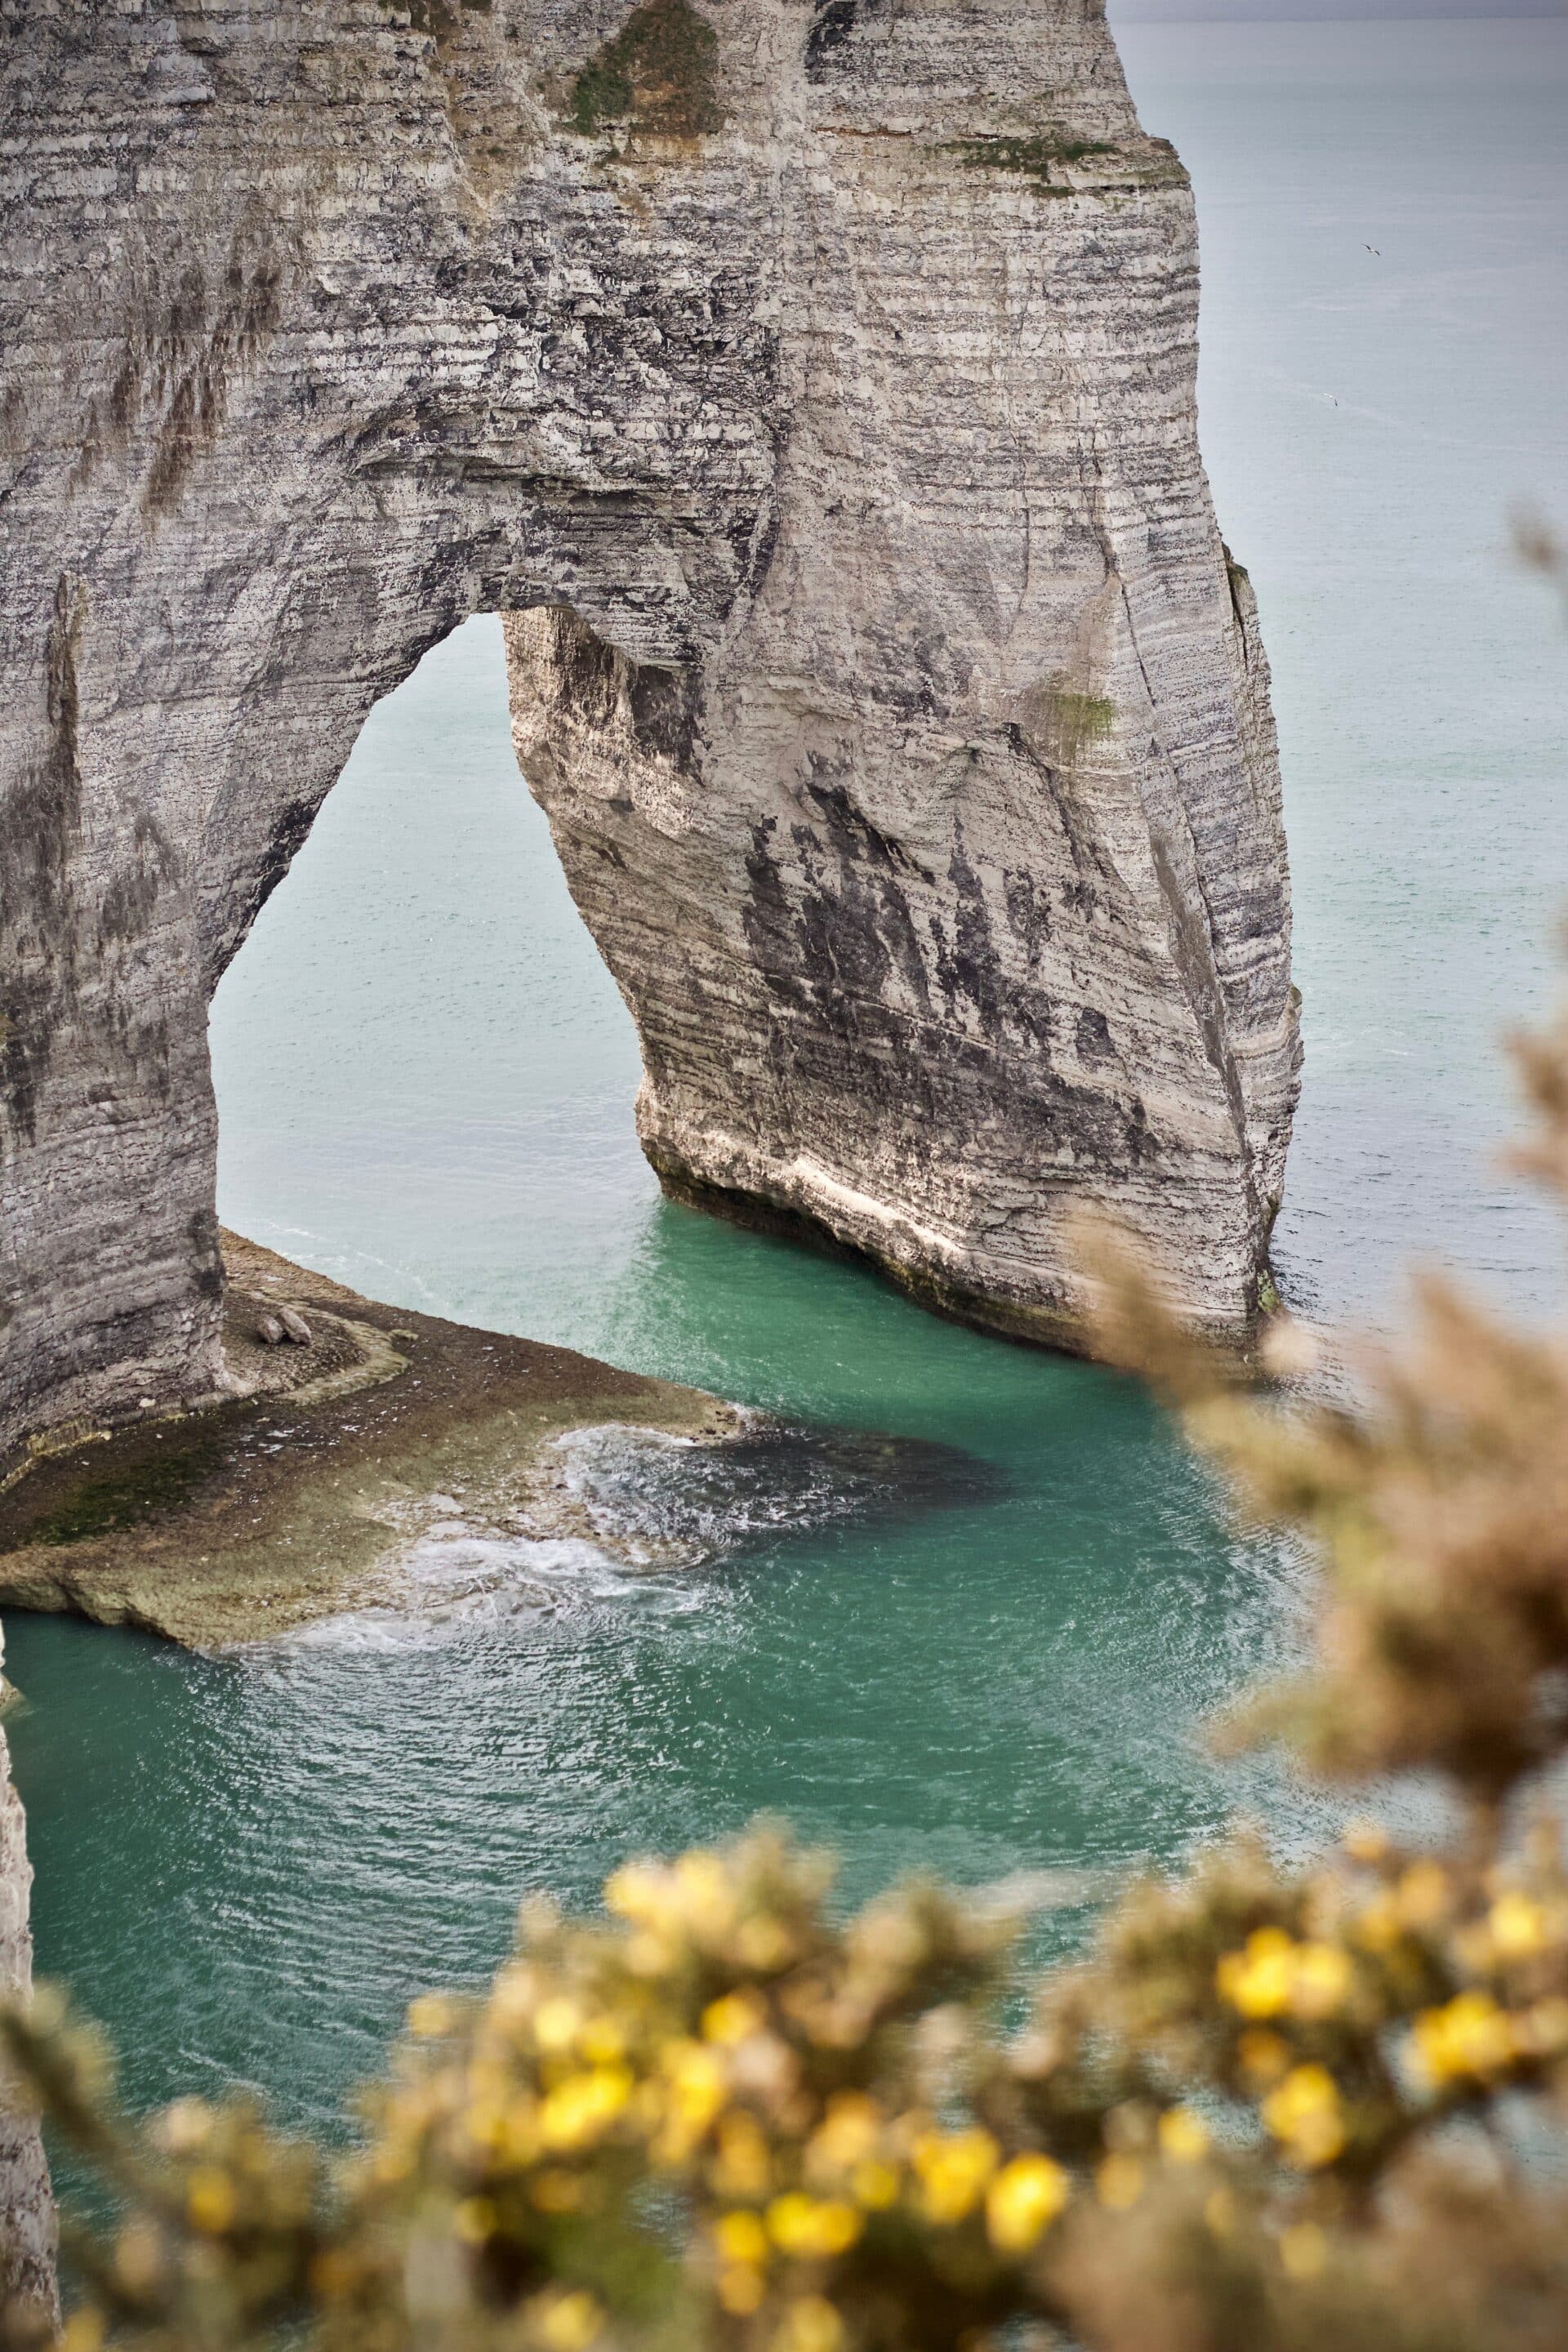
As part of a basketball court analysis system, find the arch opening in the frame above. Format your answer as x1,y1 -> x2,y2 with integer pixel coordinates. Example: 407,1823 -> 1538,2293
209,615 -> 654,1350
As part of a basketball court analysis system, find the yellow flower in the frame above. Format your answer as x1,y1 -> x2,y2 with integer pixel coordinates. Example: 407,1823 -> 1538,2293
911,2128 -> 999,2225
185,2167 -> 236,2234
717,2209 -> 771,2266
1217,1927 -> 1295,2019
703,1990 -> 766,2046
985,2154 -> 1070,2252
806,2092 -> 880,2179
1158,2107 -> 1209,2163
1260,2066 -> 1345,2168
1279,2222 -> 1328,2280
772,2296 -> 844,2352
538,2291 -> 603,2352
539,2065 -> 634,2150
1288,1941 -> 1352,2020
658,2041 -> 727,2149
719,2265 -> 767,2315
1095,2154 -> 1144,2211
1218,1931 -> 1352,2023
534,1997 -> 582,2054
1343,1822 -> 1388,1865
1490,1892 -> 1550,1961
766,2194 -> 862,2258
1411,1990 -> 1516,2087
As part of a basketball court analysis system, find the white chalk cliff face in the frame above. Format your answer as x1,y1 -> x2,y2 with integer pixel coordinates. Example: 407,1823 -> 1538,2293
0,0 -> 1299,1462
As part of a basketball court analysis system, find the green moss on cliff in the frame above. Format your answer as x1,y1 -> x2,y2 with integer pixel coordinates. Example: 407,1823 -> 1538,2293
1041,678 -> 1116,768
944,134 -> 1115,191
568,0 -> 722,138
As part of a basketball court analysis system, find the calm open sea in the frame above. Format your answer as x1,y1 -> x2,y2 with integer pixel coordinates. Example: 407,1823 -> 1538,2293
9,20 -> 1566,2138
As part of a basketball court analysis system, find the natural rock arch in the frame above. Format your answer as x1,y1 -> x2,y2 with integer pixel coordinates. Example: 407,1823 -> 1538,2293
0,0 -> 1299,1465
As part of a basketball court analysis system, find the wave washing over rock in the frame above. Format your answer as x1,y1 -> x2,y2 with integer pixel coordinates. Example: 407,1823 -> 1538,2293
264,1415 -> 995,1654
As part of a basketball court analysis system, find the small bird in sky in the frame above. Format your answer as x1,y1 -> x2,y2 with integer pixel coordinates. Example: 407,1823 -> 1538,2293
1365,243 -> 1382,256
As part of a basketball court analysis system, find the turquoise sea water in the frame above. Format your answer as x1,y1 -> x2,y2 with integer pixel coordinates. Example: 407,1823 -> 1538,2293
8,21 -> 1566,2141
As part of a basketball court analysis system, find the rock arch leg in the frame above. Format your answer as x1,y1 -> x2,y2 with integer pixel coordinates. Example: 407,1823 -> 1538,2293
0,0 -> 1298,1458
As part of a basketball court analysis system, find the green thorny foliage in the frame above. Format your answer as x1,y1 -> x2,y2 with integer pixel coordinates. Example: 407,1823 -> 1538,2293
9,1013 -> 1568,2342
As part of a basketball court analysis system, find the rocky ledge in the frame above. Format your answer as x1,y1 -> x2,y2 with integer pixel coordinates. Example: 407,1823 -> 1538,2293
0,1233 -> 740,1648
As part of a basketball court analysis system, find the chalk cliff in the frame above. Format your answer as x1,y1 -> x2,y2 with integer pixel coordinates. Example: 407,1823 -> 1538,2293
0,0 -> 1298,1459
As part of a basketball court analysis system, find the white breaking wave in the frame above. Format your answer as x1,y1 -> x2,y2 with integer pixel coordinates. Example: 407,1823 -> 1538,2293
261,1526 -> 702,1656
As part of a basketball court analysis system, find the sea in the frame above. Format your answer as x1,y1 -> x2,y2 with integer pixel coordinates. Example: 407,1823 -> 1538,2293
8,19 -> 1566,2140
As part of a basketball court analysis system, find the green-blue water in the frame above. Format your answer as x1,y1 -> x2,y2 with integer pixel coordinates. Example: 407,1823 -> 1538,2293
7,21 -> 1566,2141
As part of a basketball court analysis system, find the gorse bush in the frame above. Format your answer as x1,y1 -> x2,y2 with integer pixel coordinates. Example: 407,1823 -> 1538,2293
9,991 -> 1568,2348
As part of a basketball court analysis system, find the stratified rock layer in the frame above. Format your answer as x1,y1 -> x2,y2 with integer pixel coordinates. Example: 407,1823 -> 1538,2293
0,0 -> 1298,1459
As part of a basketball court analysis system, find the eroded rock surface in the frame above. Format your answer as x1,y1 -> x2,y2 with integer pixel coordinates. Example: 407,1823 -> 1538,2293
0,0 -> 1298,1460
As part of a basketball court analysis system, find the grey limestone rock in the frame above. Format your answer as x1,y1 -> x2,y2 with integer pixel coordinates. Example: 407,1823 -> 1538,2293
0,0 -> 1299,1464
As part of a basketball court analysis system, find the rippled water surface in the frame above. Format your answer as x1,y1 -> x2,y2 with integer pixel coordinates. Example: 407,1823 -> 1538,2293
9,21 -> 1567,2138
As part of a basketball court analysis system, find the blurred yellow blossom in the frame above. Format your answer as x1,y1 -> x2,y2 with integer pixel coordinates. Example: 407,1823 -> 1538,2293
772,2295 -> 844,2352
986,2153 -> 1070,2251
1411,1990 -> 1516,2086
766,2193 -> 862,2258
911,2127 -> 998,2224
1490,1891 -> 1551,1961
1158,2106 -> 1210,2163
537,2291 -> 603,2352
716,2209 -> 771,2266
1261,2066 -> 1346,2167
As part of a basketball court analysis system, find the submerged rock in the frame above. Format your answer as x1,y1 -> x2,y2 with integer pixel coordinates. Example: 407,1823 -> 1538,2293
0,0 -> 1298,1465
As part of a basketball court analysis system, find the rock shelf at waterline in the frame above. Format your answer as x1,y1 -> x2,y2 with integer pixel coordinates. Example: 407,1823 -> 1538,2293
0,1236 -> 988,1652
0,1233 -> 741,1649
